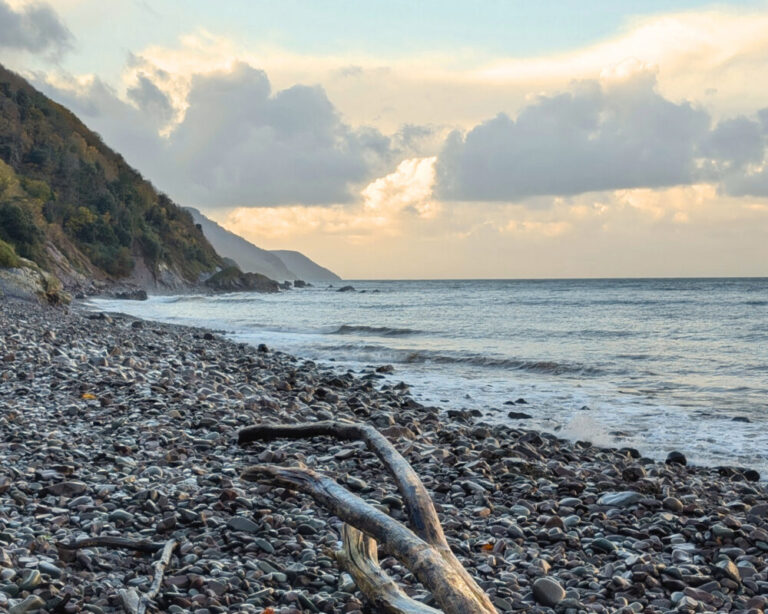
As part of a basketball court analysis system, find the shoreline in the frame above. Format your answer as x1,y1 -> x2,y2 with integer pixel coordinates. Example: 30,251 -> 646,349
1,297 -> 767,613
82,289 -> 768,477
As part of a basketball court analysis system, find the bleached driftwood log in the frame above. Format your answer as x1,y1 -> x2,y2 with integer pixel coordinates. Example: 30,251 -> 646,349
238,421 -> 497,614
337,524 -> 441,614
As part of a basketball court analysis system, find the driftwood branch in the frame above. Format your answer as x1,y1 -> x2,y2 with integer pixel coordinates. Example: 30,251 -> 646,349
238,421 -> 444,546
119,538 -> 178,614
60,536 -> 177,614
58,536 -> 167,553
239,421 -> 497,614
142,538 -> 178,613
337,524 -> 442,614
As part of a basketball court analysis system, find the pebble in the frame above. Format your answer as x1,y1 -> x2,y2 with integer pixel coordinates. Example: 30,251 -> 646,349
9,595 -> 46,614
532,577 -> 566,607
227,517 -> 260,533
597,491 -> 643,507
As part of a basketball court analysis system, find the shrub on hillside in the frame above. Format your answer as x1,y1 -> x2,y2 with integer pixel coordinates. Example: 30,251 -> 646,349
0,238 -> 19,268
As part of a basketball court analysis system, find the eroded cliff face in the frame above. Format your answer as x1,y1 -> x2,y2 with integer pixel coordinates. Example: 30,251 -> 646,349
0,256 -> 70,305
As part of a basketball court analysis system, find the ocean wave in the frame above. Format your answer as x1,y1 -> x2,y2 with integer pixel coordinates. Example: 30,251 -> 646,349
401,351 -> 602,375
322,341 -> 600,376
744,300 -> 768,306
330,324 -> 421,337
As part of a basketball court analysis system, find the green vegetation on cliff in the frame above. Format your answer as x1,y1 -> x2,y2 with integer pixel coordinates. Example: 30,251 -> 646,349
0,64 -> 222,287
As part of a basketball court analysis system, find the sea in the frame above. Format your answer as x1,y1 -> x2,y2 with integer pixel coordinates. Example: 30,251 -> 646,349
88,278 -> 768,476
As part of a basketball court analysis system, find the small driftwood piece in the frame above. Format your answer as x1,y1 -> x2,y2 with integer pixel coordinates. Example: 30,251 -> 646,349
239,421 -> 497,614
58,536 -> 167,553
119,538 -> 178,614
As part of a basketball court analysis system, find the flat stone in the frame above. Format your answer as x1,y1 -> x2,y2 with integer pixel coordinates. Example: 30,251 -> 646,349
227,517 -> 259,533
592,538 -> 617,553
532,577 -> 566,607
46,481 -> 87,497
597,491 -> 643,507
38,562 -> 62,578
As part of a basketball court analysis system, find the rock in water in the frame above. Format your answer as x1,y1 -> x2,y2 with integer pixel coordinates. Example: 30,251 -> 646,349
666,451 -> 687,466
204,266 -> 279,293
507,411 -> 532,419
532,577 -> 566,607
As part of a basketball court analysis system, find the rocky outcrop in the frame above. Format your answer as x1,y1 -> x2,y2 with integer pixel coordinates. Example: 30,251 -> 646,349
204,266 -> 279,293
0,258 -> 71,305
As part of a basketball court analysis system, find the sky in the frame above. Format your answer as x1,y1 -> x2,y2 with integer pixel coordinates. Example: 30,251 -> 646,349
2,0 -> 768,279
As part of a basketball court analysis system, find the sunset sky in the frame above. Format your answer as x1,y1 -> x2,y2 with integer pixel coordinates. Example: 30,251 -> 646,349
3,0 -> 768,278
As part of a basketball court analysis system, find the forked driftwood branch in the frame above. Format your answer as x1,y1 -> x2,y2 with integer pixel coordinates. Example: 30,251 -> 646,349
238,421 -> 497,614
337,524 -> 441,614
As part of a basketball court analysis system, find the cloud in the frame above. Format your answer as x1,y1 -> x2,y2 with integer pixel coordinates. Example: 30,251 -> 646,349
436,72 -> 713,201
218,156 -> 439,244
158,62 -> 394,206
210,180 -> 768,279
701,116 -> 764,169
0,0 -> 73,57
126,74 -> 175,128
119,10 -> 768,137
37,62 -> 400,207
702,110 -> 768,198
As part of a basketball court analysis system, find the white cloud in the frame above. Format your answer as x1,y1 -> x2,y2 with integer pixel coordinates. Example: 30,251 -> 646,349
216,156 -> 439,244
436,72 -> 715,201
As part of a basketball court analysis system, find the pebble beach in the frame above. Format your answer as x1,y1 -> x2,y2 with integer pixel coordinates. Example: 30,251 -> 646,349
1,298 -> 767,614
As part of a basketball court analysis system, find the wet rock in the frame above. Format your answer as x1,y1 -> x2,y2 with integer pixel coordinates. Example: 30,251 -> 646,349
666,451 -> 687,466
507,411 -> 532,419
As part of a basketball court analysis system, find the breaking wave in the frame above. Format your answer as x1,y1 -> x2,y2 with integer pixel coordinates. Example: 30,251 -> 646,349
330,324 -> 422,337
